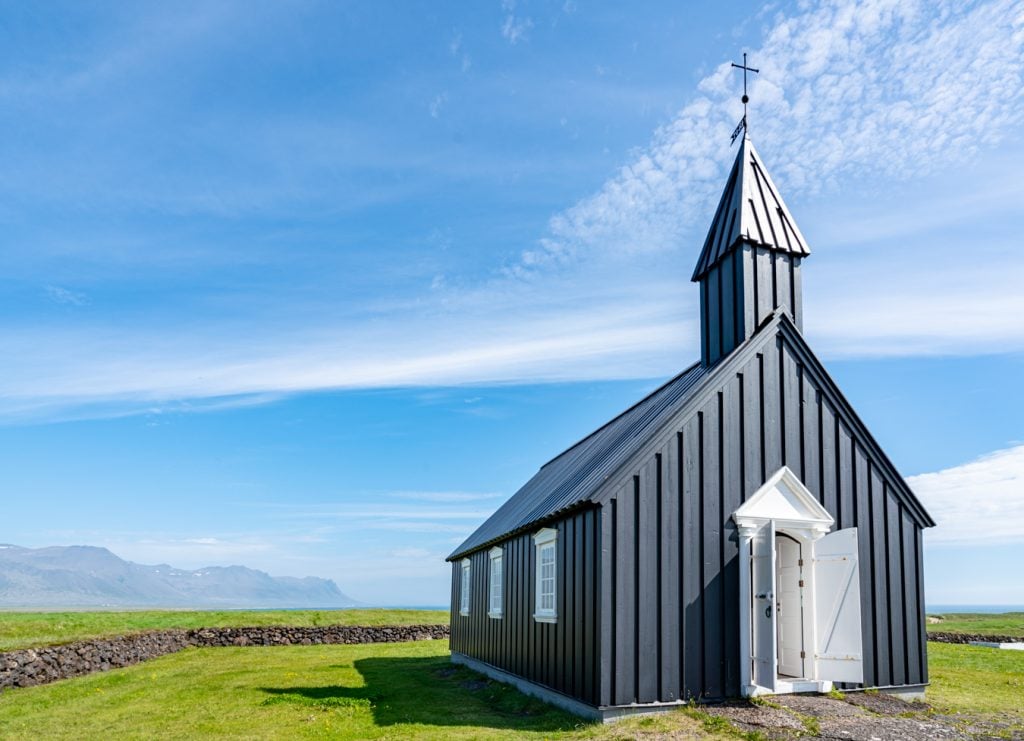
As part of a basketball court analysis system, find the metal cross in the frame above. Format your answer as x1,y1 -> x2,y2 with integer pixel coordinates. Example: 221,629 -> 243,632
730,52 -> 759,143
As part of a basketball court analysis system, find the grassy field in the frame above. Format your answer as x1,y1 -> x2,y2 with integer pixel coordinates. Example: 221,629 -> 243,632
0,640 -> 734,740
926,611 -> 1024,638
3,608 -> 1013,652
0,640 -> 1019,739
0,612 -> 1020,739
927,641 -> 1024,716
0,609 -> 448,652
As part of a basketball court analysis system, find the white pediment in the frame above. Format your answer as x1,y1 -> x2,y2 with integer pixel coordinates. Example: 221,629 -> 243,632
733,466 -> 834,534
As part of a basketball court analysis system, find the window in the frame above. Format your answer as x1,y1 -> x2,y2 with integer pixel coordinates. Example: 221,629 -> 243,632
533,528 -> 557,623
459,558 -> 471,616
488,547 -> 503,618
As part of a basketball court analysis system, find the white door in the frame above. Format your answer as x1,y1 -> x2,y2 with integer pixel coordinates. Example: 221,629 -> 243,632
750,520 -> 776,689
776,536 -> 804,677
812,527 -> 863,683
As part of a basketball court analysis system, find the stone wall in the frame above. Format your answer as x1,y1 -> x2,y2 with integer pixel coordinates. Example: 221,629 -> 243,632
0,624 -> 449,692
927,631 -> 1022,645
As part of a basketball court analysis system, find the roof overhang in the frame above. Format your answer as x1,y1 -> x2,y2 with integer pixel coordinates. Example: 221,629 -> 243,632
733,465 -> 834,538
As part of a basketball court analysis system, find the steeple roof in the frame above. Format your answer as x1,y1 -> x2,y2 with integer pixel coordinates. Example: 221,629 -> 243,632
691,136 -> 810,281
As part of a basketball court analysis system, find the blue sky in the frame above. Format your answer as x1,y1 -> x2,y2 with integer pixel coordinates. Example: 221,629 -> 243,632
1,0 -> 1022,607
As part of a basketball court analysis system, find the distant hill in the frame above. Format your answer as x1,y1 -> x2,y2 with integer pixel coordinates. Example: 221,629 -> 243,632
0,544 -> 359,609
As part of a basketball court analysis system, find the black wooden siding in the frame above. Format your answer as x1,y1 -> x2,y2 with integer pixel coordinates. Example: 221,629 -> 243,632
596,325 -> 928,703
449,507 -> 601,705
452,318 -> 929,708
701,245 -> 803,366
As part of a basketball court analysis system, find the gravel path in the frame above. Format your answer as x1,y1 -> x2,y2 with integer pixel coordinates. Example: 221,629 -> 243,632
702,692 -> 1023,740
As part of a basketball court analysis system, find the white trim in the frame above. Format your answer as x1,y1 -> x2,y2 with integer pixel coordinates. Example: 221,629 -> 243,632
459,558 -> 471,616
533,527 -> 557,546
533,527 -> 558,622
488,546 -> 503,619
734,466 -> 866,697
733,465 -> 833,539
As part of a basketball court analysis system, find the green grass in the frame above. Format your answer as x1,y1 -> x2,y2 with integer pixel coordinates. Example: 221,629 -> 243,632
926,612 -> 1024,638
0,609 -> 448,652
0,640 -> 735,740
927,641 -> 1024,716
1,617 -> 1022,739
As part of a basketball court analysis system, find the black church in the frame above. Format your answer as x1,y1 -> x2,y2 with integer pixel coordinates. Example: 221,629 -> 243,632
446,131 -> 934,721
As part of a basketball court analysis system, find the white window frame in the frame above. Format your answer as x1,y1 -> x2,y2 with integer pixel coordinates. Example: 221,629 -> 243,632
533,527 -> 558,623
488,546 -> 503,619
459,558 -> 471,616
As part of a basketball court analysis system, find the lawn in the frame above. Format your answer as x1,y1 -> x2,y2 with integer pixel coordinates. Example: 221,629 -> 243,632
927,642 -> 1024,716
0,615 -> 1021,739
927,611 -> 1024,638
0,640 -> 729,740
0,609 -> 448,652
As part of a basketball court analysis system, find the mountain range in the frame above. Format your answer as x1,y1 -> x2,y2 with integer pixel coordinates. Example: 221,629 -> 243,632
0,544 -> 358,608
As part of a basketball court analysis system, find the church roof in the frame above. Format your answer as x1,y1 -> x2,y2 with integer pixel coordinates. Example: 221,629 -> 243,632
447,362 -> 709,560
447,311 -> 934,561
691,136 -> 810,281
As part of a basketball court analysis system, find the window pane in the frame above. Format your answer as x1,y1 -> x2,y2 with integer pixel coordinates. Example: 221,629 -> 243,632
490,556 -> 502,613
535,540 -> 557,617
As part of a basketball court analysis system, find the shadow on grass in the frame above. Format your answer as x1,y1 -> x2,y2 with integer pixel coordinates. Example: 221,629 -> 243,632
260,655 -> 583,732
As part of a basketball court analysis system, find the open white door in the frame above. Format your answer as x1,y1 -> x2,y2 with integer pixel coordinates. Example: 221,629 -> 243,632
750,520 -> 776,690
776,536 -> 805,678
812,527 -> 863,683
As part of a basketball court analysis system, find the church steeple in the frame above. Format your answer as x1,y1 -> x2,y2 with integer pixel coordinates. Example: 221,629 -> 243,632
693,134 -> 810,367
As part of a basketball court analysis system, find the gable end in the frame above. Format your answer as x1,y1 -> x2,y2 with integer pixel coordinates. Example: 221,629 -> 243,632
589,312 -> 934,530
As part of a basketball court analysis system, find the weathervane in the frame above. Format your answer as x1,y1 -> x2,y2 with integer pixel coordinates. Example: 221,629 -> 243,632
730,52 -> 759,144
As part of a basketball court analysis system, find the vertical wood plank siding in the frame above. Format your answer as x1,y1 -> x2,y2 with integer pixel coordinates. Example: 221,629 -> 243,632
588,329 -> 927,703
452,326 -> 927,706
449,508 -> 600,706
702,246 -> 805,367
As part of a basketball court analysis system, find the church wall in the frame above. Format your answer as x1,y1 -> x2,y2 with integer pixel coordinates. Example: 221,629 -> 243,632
449,320 -> 928,710
449,506 -> 601,706
596,323 -> 928,704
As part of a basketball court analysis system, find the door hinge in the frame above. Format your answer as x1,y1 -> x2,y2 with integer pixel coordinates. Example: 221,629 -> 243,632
799,579 -> 804,588
800,651 -> 806,659
798,559 -> 804,567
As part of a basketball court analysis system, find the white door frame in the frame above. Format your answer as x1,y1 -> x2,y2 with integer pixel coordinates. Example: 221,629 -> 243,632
734,466 -> 834,697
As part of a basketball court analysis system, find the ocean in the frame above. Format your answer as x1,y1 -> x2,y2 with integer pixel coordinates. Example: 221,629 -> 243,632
927,605 -> 1024,614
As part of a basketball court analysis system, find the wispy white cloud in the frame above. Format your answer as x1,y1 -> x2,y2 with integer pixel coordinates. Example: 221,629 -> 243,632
524,0 -> 1024,271
429,92 -> 448,119
388,491 -> 504,503
44,285 -> 89,306
810,275 -> 1024,358
0,3 -> 248,101
501,0 -> 533,44
244,498 -> 495,542
910,444 -> 1024,545
5,0 -> 1024,423
449,31 -> 471,71
0,292 -> 688,421
99,534 -> 280,567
